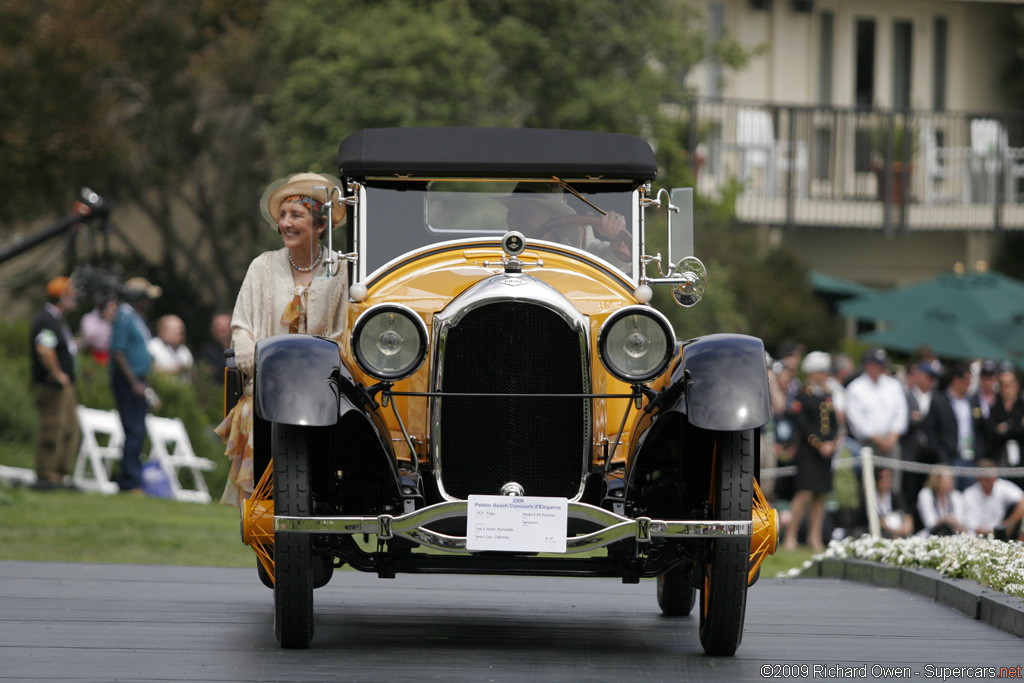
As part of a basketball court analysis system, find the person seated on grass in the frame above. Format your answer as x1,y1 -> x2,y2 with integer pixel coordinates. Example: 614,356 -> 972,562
916,466 -> 967,537
874,467 -> 915,538
962,458 -> 1024,540
851,467 -> 915,539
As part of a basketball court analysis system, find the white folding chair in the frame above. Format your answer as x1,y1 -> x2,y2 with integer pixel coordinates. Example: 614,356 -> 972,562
919,121 -> 970,204
73,406 -> 124,494
0,465 -> 36,486
1006,146 -> 1024,203
970,119 -> 1006,203
145,415 -> 216,503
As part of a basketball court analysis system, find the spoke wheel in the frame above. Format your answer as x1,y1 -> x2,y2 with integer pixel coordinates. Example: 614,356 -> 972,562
699,430 -> 753,656
273,423 -> 315,649
657,567 -> 696,616
244,461 -> 276,589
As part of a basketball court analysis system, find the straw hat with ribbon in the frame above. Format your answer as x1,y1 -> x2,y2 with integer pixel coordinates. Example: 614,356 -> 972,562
260,172 -> 346,230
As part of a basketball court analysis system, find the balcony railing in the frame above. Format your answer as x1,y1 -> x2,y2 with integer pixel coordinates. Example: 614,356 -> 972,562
686,99 -> 1024,233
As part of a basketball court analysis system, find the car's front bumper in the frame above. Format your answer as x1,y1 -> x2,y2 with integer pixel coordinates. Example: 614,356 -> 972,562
274,500 -> 751,554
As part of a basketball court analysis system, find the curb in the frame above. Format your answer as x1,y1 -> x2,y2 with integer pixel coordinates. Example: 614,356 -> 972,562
802,559 -> 1024,638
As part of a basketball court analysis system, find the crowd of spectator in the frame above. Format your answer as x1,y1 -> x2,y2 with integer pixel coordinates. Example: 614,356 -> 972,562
766,343 -> 1024,548
28,272 -> 231,493
74,291 -> 227,387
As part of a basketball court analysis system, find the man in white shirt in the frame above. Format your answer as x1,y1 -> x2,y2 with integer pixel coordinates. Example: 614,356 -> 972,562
845,348 -> 909,486
148,314 -> 194,376
963,459 -> 1024,538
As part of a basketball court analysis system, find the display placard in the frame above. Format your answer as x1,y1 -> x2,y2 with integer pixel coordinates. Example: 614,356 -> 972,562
466,495 -> 568,553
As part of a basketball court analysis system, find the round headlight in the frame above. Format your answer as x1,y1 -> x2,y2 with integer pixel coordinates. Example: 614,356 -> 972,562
352,304 -> 428,381
598,306 -> 675,383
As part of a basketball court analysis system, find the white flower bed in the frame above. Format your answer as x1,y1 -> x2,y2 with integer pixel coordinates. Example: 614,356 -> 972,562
786,534 -> 1024,599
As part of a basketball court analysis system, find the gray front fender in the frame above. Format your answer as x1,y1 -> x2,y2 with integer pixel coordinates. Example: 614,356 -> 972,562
678,333 -> 771,432
254,334 -> 342,426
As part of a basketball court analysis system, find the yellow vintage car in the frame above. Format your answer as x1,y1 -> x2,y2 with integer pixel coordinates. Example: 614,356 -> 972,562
236,127 -> 778,653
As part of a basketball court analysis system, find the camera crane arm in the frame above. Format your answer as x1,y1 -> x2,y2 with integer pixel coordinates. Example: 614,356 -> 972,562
0,188 -> 113,267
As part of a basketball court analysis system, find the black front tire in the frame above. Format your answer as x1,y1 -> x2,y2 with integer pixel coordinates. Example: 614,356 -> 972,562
698,430 -> 753,656
657,567 -> 696,616
258,546 -> 334,591
273,423 -> 315,649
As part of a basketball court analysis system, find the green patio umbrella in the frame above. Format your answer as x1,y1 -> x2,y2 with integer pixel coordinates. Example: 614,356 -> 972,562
859,307 -> 1009,361
809,270 -> 876,299
838,270 -> 1024,328
979,313 -> 1024,365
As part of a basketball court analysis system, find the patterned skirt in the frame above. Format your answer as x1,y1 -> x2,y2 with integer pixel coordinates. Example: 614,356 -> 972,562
215,394 -> 254,506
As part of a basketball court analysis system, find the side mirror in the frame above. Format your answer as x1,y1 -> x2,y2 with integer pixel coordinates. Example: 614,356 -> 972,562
667,187 -> 693,268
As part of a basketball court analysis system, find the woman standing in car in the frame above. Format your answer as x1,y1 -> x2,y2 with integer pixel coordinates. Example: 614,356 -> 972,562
217,172 -> 348,505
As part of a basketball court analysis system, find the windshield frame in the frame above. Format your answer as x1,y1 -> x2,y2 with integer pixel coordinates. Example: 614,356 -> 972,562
352,178 -> 641,285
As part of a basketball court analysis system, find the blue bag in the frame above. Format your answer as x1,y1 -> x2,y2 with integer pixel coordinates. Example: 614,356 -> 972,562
141,461 -> 174,499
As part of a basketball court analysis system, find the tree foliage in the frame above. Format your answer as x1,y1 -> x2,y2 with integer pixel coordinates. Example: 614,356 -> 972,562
0,0 -> 837,355
0,0 -> 270,329
262,0 -> 746,172
262,0 -> 504,172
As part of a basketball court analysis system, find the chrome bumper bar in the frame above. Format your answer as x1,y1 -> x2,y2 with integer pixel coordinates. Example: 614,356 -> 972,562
275,500 -> 752,555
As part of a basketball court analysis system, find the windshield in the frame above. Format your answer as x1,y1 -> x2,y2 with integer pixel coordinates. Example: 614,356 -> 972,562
358,180 -> 637,279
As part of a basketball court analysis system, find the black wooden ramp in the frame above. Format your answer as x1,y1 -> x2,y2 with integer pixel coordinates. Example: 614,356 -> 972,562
0,561 -> 1018,682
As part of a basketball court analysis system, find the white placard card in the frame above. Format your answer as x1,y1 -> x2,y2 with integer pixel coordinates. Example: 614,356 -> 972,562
466,495 -> 568,553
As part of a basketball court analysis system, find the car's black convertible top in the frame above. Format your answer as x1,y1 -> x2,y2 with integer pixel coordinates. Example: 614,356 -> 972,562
337,127 -> 658,181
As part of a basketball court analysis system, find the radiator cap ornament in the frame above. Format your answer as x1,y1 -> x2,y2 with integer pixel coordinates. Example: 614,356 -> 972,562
501,231 -> 526,275
502,231 -> 527,257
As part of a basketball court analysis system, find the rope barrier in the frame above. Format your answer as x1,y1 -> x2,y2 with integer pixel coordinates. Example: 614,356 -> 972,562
760,442 -> 1024,480
759,443 -> 1024,540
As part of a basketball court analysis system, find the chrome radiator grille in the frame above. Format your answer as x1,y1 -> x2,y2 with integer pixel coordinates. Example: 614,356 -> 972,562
436,301 -> 588,499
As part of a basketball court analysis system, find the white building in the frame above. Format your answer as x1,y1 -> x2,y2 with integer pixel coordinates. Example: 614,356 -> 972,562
686,0 -> 1024,286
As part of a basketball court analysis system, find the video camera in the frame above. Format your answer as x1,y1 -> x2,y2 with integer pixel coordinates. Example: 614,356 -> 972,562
72,264 -> 123,307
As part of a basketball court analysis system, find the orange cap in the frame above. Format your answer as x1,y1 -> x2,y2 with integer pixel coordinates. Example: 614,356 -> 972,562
46,276 -> 72,299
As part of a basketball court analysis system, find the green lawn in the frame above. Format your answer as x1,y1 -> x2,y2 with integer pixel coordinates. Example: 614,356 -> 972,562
0,483 -> 252,567
0,480 -> 815,576
759,545 -> 817,578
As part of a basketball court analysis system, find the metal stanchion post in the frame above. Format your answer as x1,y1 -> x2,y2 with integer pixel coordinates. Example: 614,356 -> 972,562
861,447 -> 881,539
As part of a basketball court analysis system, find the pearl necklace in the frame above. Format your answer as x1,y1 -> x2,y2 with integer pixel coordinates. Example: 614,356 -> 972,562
289,245 -> 323,273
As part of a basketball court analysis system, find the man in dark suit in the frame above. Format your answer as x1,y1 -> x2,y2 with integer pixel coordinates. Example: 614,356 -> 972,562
901,360 -> 938,515
926,361 -> 975,490
969,359 -> 998,465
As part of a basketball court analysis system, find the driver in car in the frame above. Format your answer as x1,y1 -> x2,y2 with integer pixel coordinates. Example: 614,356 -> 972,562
497,183 -> 631,269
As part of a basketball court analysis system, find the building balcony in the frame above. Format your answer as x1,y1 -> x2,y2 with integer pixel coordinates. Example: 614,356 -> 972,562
687,98 -> 1024,234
